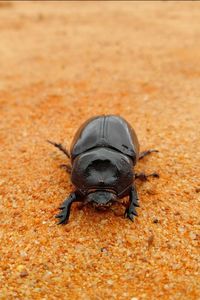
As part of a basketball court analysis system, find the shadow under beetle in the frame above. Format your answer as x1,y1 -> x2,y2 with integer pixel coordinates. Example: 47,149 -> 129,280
48,115 -> 159,224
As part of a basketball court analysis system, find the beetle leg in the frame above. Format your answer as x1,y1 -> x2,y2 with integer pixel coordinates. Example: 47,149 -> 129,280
55,192 -> 79,224
135,172 -> 159,181
47,140 -> 70,159
139,149 -> 158,160
60,164 -> 72,174
124,186 -> 139,221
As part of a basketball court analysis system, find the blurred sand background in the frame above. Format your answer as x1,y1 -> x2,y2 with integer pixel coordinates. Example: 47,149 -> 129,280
0,1 -> 199,299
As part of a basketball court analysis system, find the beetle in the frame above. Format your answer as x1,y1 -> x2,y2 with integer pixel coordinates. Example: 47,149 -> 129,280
48,115 -> 159,224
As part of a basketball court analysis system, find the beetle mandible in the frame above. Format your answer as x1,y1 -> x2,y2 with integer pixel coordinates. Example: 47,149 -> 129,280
48,115 -> 159,224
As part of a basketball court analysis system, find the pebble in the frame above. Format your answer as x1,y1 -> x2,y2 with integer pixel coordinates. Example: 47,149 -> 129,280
100,247 -> 107,253
20,270 -> 28,278
107,279 -> 113,285
124,262 -> 132,270
100,219 -> 108,225
147,235 -> 154,247
153,218 -> 159,224
20,250 -> 27,257
164,283 -> 174,290
16,265 -> 28,278
16,265 -> 26,272
126,235 -> 137,246
189,232 -> 197,240
178,226 -> 185,233
172,263 -> 181,270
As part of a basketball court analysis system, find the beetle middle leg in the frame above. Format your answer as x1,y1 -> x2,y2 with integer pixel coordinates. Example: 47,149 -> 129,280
135,172 -> 159,181
47,140 -> 70,158
124,185 -> 139,221
60,164 -> 72,174
47,140 -> 72,173
55,192 -> 79,224
139,149 -> 158,160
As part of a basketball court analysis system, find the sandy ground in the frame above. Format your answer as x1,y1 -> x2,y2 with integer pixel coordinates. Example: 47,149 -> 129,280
0,1 -> 199,299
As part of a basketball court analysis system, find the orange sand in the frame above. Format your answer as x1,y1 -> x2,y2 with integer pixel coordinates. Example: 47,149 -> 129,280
0,2 -> 199,299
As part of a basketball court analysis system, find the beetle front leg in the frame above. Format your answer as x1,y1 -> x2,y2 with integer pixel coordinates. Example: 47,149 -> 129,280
124,186 -> 139,221
55,192 -> 79,224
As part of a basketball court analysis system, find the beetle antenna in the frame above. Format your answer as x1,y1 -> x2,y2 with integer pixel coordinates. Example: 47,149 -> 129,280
47,140 -> 70,159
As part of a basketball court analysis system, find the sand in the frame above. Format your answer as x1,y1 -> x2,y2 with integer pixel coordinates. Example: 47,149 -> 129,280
0,1 -> 199,299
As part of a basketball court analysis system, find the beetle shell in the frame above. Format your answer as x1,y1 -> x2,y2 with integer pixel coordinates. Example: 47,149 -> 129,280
70,115 -> 140,165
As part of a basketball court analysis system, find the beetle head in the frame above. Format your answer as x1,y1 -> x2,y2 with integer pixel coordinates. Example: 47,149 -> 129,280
71,148 -> 134,197
87,190 -> 117,209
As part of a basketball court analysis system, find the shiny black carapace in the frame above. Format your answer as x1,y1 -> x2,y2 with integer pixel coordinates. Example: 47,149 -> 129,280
48,115 -> 158,224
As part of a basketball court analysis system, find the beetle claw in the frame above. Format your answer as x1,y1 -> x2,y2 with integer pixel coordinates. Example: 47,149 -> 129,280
55,206 -> 70,224
55,193 -> 77,225
57,219 -> 67,225
59,206 -> 65,210
132,199 -> 139,207
132,210 -> 138,216
124,208 -> 138,221
55,213 -> 69,224
128,215 -> 134,222
125,212 -> 134,222
55,213 -> 63,219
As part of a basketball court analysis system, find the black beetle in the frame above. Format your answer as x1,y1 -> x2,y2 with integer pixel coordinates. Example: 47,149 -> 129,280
48,115 -> 158,224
